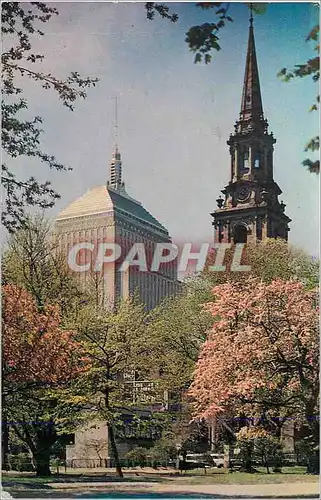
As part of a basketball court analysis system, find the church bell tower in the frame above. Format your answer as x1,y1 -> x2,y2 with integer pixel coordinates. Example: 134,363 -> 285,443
211,13 -> 291,244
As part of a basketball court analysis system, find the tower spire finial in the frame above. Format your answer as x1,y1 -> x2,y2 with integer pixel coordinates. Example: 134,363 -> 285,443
249,3 -> 253,26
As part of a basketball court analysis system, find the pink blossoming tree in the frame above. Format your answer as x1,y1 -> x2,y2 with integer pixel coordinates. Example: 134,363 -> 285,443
189,279 -> 319,449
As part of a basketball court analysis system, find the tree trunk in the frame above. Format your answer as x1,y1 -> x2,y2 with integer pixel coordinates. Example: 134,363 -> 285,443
34,449 -> 51,476
241,444 -> 254,472
108,423 -> 123,478
244,456 -> 252,472
306,451 -> 320,475
2,414 -> 10,470
306,411 -> 320,474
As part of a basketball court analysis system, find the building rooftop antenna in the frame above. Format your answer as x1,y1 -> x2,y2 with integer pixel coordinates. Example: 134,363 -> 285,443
112,96 -> 119,150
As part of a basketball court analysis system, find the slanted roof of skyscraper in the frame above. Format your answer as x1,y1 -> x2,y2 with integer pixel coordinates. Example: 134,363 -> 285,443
107,188 -> 168,233
56,185 -> 113,219
56,185 -> 168,234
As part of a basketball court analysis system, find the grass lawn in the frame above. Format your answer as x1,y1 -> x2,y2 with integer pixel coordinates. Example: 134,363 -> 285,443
1,472 -> 154,485
2,469 -> 319,500
2,466 -> 319,486
180,466 -> 319,484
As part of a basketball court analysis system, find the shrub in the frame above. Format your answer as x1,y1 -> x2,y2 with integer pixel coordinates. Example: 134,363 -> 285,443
236,427 -> 258,472
125,447 -> 148,467
236,427 -> 284,473
149,438 -> 177,466
8,453 -> 34,472
50,457 -> 65,472
255,434 -> 284,473
295,437 -> 320,474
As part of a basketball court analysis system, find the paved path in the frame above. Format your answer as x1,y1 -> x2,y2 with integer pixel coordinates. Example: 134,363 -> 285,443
47,480 -> 319,498
3,472 -> 319,499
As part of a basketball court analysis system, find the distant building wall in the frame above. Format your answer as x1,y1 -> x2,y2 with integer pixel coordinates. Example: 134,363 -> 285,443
280,421 -> 295,453
66,421 -> 109,468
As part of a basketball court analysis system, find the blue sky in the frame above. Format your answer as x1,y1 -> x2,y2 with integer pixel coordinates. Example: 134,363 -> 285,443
10,2 -> 320,255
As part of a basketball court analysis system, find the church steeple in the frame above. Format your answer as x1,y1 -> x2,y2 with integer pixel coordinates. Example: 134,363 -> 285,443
226,12 -> 274,185
237,12 -> 265,135
211,10 -> 291,244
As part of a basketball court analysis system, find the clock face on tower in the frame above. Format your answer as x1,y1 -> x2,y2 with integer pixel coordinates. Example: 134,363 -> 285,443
236,185 -> 251,202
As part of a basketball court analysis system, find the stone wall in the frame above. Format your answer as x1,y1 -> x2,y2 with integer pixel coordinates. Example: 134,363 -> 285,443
66,421 -> 109,468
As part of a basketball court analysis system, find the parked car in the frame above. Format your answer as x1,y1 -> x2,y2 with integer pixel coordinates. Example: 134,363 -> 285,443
209,453 -> 225,468
229,457 -> 242,469
181,453 -> 210,469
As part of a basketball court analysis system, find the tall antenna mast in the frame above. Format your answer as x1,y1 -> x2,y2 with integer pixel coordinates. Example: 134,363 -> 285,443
108,96 -> 124,191
249,3 -> 253,26
112,96 -> 119,149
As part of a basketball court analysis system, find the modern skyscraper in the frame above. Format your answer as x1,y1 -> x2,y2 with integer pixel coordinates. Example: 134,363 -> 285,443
55,146 -> 179,309
55,143 -> 180,466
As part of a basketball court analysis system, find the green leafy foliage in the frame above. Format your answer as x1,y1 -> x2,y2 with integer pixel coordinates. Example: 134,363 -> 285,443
3,215 -> 84,315
125,446 -> 148,466
146,3 -> 267,65
68,298 -> 150,410
146,278 -> 214,394
146,240 -> 318,457
5,386 -> 71,476
149,437 -> 177,464
255,434 -> 284,473
2,217 -> 88,476
1,2 -> 98,232
172,404 -> 209,453
236,427 -> 284,473
185,5 -> 233,65
295,436 -> 319,474
2,282 -> 87,476
244,239 -> 319,288
203,239 -> 319,289
145,2 -> 178,22
61,298 -> 152,477
8,452 -> 34,472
